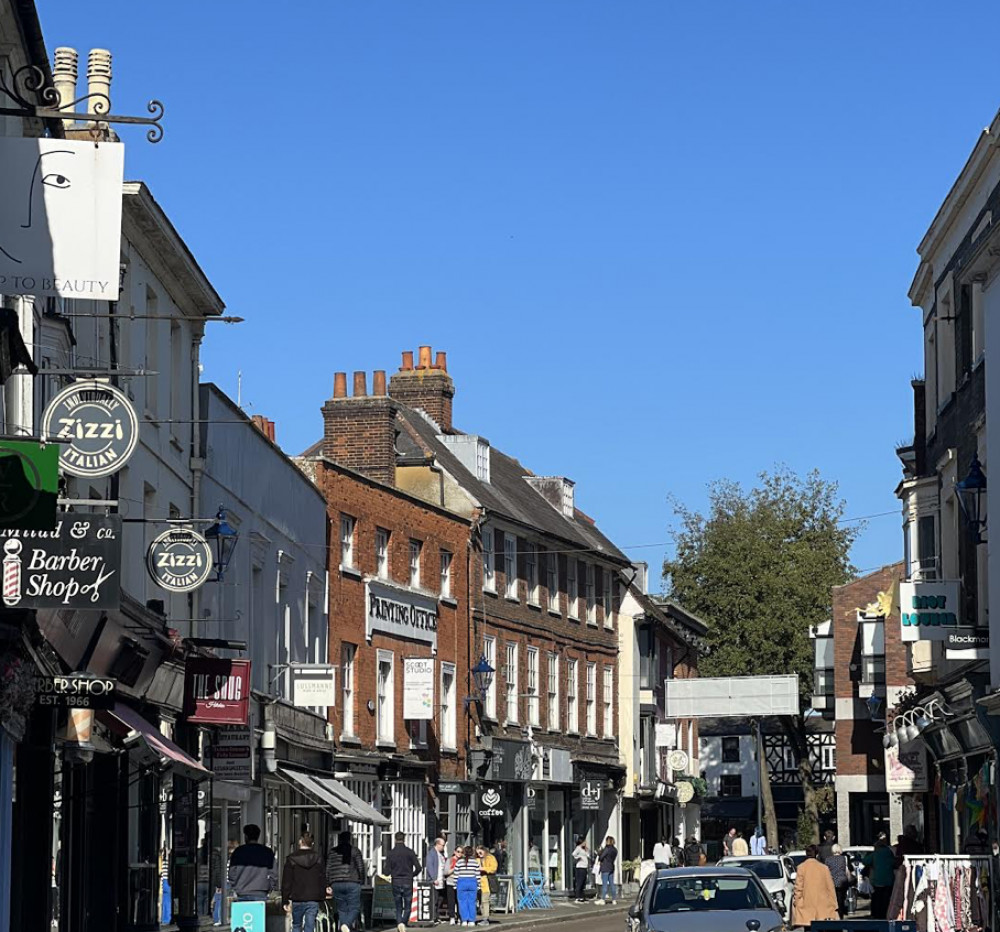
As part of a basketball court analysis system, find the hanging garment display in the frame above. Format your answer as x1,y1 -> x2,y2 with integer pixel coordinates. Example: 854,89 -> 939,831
895,856 -> 993,932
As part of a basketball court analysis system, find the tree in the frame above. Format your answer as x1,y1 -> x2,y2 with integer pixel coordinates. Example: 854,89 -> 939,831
663,468 -> 859,848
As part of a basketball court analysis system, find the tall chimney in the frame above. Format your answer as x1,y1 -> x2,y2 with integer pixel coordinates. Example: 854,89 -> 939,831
389,344 -> 456,432
323,367 -> 398,486
52,48 -> 78,129
87,49 -> 112,133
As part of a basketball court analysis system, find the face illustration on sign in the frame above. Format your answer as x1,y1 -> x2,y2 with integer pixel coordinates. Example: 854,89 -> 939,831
42,381 -> 139,478
147,528 -> 213,593
0,138 -> 124,301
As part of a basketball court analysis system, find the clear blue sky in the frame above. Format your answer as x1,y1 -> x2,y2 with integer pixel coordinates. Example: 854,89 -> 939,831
42,1 -> 1000,586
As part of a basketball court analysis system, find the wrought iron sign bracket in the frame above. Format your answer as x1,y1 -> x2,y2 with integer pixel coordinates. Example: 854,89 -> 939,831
0,64 -> 164,143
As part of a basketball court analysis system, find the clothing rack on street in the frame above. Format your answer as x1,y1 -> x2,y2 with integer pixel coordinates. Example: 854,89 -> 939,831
896,854 -> 994,932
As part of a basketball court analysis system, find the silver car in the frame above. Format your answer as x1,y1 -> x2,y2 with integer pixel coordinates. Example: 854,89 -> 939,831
626,867 -> 785,932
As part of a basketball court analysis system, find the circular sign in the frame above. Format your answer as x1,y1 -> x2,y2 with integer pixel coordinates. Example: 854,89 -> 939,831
147,527 -> 213,593
42,380 -> 139,478
675,780 -> 695,804
668,749 -> 690,773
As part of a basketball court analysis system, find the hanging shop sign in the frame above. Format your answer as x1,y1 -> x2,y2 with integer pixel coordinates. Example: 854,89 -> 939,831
290,664 -> 337,708
899,581 -> 961,642
488,737 -> 535,782
365,578 -> 438,650
403,657 -> 435,720
0,137 -> 124,301
147,527 -> 213,593
580,779 -> 604,810
945,628 -> 991,660
477,784 -> 505,820
886,741 -> 929,794
675,781 -> 695,805
35,672 -> 116,709
209,725 -> 253,782
0,439 -> 59,530
42,381 -> 139,478
183,658 -> 251,725
0,515 -> 120,609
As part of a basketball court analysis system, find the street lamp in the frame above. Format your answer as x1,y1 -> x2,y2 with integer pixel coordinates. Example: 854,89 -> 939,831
204,506 -> 239,581
956,454 -> 987,544
865,692 -> 883,722
465,654 -> 495,710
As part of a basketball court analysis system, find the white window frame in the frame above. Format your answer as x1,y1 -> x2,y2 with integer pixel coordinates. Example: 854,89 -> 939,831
603,570 -> 614,628
440,662 -> 457,750
483,636 -> 497,719
586,662 -> 597,735
504,533 -> 517,600
376,649 -> 395,745
821,744 -> 836,771
340,514 -> 356,569
567,559 -> 579,619
526,544 -> 539,606
603,665 -> 613,737
547,653 -> 559,730
483,528 -> 496,592
585,564 -> 596,625
409,539 -> 422,589
526,647 -> 540,726
566,659 -> 579,734
546,551 -> 559,612
341,643 -> 356,739
505,642 -> 519,724
375,527 -> 390,580
440,550 -> 453,598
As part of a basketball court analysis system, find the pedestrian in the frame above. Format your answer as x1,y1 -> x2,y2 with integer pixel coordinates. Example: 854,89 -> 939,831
683,836 -> 704,868
651,835 -> 672,870
595,836 -> 618,905
281,833 -> 330,932
750,827 -> 766,857
492,840 -> 508,874
527,843 -> 541,872
475,845 -> 498,926
453,846 -> 482,927
228,824 -> 277,902
325,830 -> 366,932
818,830 -> 836,863
444,845 -> 460,924
571,838 -> 590,901
722,828 -> 736,858
862,833 -> 896,921
386,831 -> 421,932
672,837 -> 686,867
425,837 -> 447,920
731,831 -> 749,857
824,843 -> 853,918
791,844 -> 838,928
896,824 -> 924,864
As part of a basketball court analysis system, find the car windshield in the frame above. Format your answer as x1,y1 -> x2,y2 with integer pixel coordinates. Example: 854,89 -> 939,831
788,853 -> 807,866
725,859 -> 781,879
650,877 -> 771,913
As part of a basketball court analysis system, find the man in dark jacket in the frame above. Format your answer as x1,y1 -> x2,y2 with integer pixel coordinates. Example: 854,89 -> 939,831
385,831 -> 421,931
326,831 -> 366,932
683,836 -> 703,867
282,833 -> 330,932
818,830 -> 836,863
229,825 -> 277,901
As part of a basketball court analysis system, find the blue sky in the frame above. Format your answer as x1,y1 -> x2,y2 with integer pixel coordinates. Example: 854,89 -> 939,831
42,1 -> 1000,586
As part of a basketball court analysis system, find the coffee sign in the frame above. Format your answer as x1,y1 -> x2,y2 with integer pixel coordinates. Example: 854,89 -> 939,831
184,658 -> 251,725
0,515 -> 121,609
478,784 -> 505,820
42,381 -> 139,478
35,673 -> 116,709
147,528 -> 213,593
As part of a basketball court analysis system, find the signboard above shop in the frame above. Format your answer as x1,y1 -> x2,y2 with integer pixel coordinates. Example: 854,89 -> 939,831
147,527 -> 213,593
899,581 -> 961,642
365,578 -> 438,651
290,664 -> 337,708
0,439 -> 59,531
183,658 -> 251,725
0,138 -> 124,302
35,673 -> 116,709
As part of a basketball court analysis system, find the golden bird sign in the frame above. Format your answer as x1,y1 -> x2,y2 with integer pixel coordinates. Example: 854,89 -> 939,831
860,586 -> 895,619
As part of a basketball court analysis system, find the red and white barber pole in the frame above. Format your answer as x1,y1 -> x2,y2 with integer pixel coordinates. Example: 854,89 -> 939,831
410,881 -> 419,923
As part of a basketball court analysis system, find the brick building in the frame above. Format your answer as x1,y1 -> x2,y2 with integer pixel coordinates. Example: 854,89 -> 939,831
303,345 -> 631,889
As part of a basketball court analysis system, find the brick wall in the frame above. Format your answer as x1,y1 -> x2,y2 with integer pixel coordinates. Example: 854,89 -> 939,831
389,369 -> 454,433
321,394 -> 398,487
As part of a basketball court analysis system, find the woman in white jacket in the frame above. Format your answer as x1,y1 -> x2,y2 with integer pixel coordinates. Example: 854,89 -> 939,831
571,839 -> 591,902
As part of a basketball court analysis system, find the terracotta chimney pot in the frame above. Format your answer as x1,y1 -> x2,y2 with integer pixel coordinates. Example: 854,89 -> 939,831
401,351 -> 414,371
333,372 -> 347,398
417,345 -> 432,370
353,371 -> 367,397
435,351 -> 447,371
373,370 -> 387,396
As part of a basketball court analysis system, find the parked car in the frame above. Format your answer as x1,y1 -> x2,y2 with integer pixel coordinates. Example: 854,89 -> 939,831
626,867 -> 784,932
717,856 -> 796,918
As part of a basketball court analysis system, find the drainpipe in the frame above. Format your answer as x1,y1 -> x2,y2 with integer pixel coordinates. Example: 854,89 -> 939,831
275,550 -> 285,698
189,331 -> 204,640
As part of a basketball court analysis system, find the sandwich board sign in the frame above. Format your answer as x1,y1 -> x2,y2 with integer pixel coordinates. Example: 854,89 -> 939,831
230,900 -> 264,932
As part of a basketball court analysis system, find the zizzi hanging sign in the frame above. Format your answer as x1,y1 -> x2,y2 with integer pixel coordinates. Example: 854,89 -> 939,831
42,381 -> 139,478
147,527 -> 213,593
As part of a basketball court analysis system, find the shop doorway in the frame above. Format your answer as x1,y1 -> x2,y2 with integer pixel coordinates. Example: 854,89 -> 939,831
849,794 -> 890,845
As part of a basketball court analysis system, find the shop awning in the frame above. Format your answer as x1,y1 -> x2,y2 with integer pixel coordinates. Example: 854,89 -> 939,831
100,703 -> 211,782
278,767 -> 390,826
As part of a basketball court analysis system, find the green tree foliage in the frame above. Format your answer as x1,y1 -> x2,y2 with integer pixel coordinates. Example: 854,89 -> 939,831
663,468 -> 858,689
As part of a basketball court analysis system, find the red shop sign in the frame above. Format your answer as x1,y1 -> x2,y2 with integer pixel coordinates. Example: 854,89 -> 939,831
183,658 -> 251,725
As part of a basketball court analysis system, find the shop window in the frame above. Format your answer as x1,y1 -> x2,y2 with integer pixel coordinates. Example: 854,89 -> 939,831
719,774 -> 742,797
721,737 -> 740,763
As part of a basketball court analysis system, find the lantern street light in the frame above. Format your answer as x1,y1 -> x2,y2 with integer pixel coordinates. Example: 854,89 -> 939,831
956,454 -> 987,545
465,654 -> 495,710
204,506 -> 239,582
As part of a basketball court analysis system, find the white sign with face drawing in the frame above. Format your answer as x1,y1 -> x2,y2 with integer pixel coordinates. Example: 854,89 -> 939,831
0,137 -> 124,301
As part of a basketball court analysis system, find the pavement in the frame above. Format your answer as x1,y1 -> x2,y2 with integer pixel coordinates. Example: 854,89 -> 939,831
373,900 -> 628,932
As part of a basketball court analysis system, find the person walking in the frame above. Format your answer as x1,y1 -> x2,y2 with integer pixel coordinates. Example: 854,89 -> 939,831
863,833 -> 897,920
825,844 -> 853,918
791,845 -> 838,928
386,832 -> 421,932
595,837 -> 618,905
444,845 -> 460,924
426,837 -> 447,920
453,847 -> 482,927
731,831 -> 749,857
652,835 -> 672,870
228,825 -> 277,902
750,827 -> 766,856
672,838 -> 685,867
571,839 -> 590,902
475,845 -> 498,926
326,831 -> 366,932
683,836 -> 704,867
818,830 -> 836,863
281,833 -> 330,932
492,841 -> 508,874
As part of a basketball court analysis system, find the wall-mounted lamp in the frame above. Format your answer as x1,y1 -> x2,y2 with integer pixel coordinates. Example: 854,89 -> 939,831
205,506 -> 240,581
464,654 -> 495,711
882,699 -> 952,749
956,454 -> 987,545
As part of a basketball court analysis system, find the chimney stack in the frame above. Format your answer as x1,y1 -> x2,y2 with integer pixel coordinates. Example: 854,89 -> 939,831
322,368 -> 398,486
52,48 -> 78,129
388,344 -> 456,432
251,415 -> 276,443
86,49 -> 112,136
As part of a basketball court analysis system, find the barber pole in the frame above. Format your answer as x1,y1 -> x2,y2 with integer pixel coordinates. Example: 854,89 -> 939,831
410,880 -> 419,923
3,539 -> 22,606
